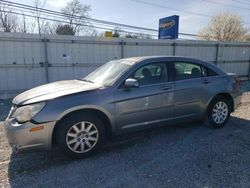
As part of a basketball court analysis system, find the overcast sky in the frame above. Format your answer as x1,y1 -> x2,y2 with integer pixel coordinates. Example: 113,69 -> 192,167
18,0 -> 250,35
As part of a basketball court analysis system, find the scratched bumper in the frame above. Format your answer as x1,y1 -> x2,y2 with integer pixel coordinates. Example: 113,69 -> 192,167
4,118 -> 56,153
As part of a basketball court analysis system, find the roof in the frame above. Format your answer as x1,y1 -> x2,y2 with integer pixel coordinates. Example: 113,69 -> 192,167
120,56 -> 225,75
121,56 -> 202,64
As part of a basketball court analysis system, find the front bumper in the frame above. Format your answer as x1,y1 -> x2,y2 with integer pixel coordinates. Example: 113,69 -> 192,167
4,118 -> 56,153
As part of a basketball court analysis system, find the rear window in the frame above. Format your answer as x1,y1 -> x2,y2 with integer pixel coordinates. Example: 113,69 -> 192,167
172,62 -> 218,81
174,62 -> 202,81
207,68 -> 218,76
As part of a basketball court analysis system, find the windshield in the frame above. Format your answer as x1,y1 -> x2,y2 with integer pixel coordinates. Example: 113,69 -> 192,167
82,59 -> 135,86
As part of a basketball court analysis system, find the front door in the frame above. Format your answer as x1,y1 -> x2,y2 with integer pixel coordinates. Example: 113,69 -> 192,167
114,62 -> 174,132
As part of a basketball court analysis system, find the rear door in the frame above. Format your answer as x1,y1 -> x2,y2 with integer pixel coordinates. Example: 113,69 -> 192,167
170,61 -> 209,119
114,62 -> 174,131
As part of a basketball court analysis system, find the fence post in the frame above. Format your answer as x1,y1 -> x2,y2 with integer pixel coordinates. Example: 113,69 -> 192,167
120,40 -> 125,58
43,37 -> 49,83
172,41 -> 176,56
215,43 -> 219,65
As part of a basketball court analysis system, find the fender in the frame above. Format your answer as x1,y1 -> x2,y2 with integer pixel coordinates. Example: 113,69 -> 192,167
56,104 -> 115,128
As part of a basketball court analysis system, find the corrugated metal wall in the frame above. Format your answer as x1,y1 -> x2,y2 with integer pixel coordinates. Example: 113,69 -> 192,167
0,32 -> 249,98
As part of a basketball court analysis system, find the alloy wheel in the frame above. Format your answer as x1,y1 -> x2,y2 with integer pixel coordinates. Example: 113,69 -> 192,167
66,121 -> 99,153
212,101 -> 228,124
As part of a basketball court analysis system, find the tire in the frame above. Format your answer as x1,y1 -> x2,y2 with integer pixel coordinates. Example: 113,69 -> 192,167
56,112 -> 105,158
207,96 -> 231,128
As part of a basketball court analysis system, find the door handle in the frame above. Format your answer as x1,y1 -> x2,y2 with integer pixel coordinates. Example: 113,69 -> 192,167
203,79 -> 211,84
160,86 -> 173,90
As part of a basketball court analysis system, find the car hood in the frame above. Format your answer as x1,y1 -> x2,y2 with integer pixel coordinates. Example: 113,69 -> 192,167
13,80 -> 102,105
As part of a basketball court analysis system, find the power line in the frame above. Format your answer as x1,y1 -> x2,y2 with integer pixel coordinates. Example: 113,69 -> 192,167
131,0 -> 212,18
202,0 -> 250,11
0,9 -> 159,37
0,0 -> 160,36
0,0 -> 199,37
1,0 -> 158,33
231,0 -> 250,5
131,0 -> 250,25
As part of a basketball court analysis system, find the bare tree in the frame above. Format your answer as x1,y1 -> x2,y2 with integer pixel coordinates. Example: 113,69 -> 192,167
18,12 -> 28,33
15,12 -> 30,33
246,34 -> 250,41
198,12 -> 248,41
134,33 -> 153,39
33,0 -> 46,35
125,33 -> 138,38
40,21 -> 55,34
0,1 -> 18,32
55,24 -> 75,35
112,27 -> 121,38
61,0 -> 91,35
81,26 -> 97,37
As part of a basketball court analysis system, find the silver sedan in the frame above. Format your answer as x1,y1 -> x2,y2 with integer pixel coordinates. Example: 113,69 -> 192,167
4,56 -> 242,158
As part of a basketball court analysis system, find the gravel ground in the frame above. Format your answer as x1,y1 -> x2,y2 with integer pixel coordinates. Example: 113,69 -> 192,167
0,82 -> 250,188
0,99 -> 12,121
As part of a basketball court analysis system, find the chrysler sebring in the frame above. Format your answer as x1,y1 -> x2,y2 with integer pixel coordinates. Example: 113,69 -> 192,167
4,56 -> 242,158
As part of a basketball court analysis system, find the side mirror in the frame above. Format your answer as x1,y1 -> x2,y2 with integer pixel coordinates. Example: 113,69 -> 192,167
125,78 -> 139,88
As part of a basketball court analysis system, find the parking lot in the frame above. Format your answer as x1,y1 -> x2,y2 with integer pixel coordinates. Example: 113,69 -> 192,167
0,81 -> 250,188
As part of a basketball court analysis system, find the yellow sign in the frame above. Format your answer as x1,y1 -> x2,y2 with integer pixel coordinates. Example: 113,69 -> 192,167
105,31 -> 113,38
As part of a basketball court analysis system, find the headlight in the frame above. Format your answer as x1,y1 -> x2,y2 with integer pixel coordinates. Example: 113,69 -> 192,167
12,102 -> 45,123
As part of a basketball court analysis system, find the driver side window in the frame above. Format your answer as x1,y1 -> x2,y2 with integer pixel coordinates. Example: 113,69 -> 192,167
131,63 -> 168,86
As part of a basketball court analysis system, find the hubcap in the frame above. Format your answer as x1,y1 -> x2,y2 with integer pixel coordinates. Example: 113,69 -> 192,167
212,101 -> 228,124
66,121 -> 99,153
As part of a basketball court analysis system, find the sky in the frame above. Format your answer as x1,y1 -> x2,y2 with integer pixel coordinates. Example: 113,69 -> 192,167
17,0 -> 250,35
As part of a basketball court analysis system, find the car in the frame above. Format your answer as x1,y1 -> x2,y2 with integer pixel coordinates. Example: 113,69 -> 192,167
4,56 -> 242,158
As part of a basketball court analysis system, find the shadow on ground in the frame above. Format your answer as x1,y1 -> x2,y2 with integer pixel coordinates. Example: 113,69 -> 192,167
7,116 -> 250,187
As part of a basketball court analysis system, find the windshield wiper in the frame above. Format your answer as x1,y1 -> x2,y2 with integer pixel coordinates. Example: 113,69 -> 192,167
80,79 -> 94,83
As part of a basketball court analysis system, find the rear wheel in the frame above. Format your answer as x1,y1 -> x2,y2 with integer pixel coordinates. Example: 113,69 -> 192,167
207,96 -> 231,128
56,113 -> 105,158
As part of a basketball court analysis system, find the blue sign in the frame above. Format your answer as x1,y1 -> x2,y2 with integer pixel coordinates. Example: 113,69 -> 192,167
158,15 -> 179,39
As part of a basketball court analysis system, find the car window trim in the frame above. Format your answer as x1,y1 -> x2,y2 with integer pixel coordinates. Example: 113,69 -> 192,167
118,61 -> 169,89
170,61 -> 209,82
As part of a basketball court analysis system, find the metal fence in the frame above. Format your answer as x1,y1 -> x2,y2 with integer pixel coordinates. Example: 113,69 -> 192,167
0,32 -> 249,98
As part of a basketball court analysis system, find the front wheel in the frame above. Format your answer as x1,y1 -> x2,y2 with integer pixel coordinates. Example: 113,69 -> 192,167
207,96 -> 231,128
56,113 -> 105,158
